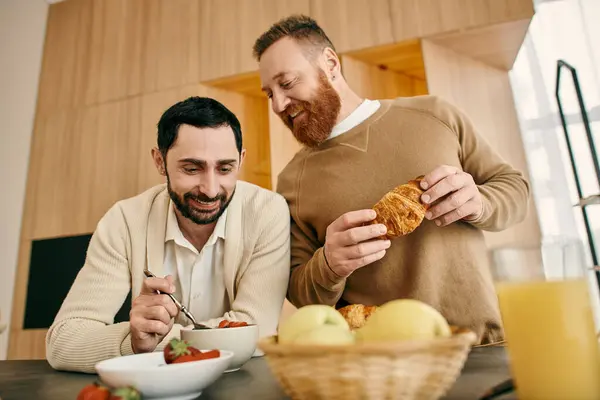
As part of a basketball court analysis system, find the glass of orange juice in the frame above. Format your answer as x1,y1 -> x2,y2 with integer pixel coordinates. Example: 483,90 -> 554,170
491,241 -> 600,400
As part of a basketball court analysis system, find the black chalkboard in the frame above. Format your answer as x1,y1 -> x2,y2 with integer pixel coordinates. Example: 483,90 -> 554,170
23,234 -> 131,329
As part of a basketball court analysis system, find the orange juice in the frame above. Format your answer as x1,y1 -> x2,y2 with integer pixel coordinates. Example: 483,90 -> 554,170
497,279 -> 600,400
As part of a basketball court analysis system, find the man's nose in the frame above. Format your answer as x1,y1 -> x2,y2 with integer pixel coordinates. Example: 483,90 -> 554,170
272,92 -> 290,114
199,172 -> 220,199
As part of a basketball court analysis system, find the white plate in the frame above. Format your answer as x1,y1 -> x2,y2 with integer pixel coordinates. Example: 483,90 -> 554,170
95,350 -> 233,400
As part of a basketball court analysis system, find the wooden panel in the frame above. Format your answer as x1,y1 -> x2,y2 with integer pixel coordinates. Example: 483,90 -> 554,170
204,71 -> 266,99
38,0 -> 204,114
269,110 -> 302,190
344,39 -> 426,80
429,19 -> 531,71
309,0 -> 394,53
198,0 -> 310,81
389,0 -> 534,42
28,100 -> 142,240
8,329 -> 47,360
341,55 -> 427,99
36,0 -> 92,117
421,40 -> 541,250
238,97 -> 272,189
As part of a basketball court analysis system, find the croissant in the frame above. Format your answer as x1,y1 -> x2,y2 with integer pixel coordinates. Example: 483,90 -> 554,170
371,176 -> 429,240
338,304 -> 379,330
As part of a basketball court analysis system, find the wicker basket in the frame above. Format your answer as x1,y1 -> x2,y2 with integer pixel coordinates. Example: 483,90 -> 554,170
258,329 -> 478,400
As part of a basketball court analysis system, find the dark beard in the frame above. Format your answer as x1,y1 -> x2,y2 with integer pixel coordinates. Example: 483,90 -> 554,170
166,173 -> 233,225
280,69 -> 341,148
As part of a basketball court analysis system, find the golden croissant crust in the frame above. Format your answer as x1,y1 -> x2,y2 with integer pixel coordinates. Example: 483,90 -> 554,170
337,304 -> 379,330
371,176 -> 429,240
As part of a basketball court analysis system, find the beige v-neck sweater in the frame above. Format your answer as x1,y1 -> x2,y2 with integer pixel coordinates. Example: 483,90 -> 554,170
277,95 -> 531,344
46,181 -> 291,373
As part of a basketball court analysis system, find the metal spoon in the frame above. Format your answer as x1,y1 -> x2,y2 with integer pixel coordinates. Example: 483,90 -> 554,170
143,269 -> 211,330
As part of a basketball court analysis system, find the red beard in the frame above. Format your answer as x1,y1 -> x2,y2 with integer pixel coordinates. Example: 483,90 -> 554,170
279,69 -> 341,148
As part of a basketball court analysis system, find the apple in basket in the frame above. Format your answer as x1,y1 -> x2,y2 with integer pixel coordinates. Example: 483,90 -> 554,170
278,304 -> 355,345
278,299 -> 452,345
355,299 -> 452,342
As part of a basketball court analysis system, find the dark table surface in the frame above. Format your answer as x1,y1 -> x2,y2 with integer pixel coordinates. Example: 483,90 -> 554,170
0,347 -> 514,400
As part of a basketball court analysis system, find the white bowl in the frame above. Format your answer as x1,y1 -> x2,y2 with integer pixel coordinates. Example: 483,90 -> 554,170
95,350 -> 233,400
181,324 -> 259,372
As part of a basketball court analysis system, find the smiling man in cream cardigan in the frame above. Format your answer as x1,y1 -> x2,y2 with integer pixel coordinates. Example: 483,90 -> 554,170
46,97 -> 291,373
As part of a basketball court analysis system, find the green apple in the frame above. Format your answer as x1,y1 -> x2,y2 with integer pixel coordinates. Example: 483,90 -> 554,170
278,304 -> 353,345
354,299 -> 451,342
293,324 -> 355,345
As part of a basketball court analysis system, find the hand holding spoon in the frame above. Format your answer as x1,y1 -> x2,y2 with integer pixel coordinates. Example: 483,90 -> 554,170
143,269 -> 211,330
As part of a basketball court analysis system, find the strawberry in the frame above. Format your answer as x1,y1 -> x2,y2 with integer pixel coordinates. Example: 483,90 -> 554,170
172,349 -> 221,364
218,319 -> 248,328
198,349 -> 220,360
77,382 -> 110,400
218,320 -> 230,328
171,354 -> 201,364
228,321 -> 248,328
163,338 -> 198,364
109,386 -> 141,400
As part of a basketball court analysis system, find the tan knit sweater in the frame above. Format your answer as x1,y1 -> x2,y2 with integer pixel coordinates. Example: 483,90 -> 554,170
46,182 -> 291,373
277,95 -> 531,344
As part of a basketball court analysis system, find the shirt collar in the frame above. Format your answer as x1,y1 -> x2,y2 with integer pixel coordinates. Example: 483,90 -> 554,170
328,99 -> 381,140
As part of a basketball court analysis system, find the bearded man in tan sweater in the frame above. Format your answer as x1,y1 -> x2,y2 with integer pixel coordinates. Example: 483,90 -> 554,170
253,15 -> 531,344
46,97 -> 291,373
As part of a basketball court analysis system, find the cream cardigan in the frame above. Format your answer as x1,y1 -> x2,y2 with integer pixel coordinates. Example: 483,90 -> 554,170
46,181 -> 291,373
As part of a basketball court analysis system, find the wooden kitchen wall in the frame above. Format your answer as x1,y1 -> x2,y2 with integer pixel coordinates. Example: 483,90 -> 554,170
9,0 -> 536,359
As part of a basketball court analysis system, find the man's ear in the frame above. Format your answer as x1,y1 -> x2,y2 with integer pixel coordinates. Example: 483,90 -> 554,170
151,147 -> 166,176
239,149 -> 247,170
322,47 -> 341,81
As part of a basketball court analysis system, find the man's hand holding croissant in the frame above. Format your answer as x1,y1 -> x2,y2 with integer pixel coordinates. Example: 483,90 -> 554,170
419,165 -> 483,227
323,210 -> 391,278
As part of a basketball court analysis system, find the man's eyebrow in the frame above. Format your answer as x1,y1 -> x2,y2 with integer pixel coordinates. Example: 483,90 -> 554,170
261,72 -> 286,92
179,158 -> 206,166
179,158 -> 238,166
217,159 -> 238,165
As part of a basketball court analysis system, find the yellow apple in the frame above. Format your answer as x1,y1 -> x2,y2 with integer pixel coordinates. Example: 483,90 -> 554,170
354,299 -> 451,342
278,304 -> 354,345
293,324 -> 355,345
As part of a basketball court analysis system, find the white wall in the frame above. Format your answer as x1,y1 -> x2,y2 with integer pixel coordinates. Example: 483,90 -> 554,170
0,0 -> 49,359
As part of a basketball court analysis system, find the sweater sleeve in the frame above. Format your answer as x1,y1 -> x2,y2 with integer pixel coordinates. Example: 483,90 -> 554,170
276,167 -> 347,308
430,97 -> 531,232
45,203 -> 182,373
287,223 -> 347,307
194,194 -> 291,338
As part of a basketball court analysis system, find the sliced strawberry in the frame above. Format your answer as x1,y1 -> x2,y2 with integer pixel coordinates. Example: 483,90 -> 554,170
163,338 -> 200,364
171,354 -> 199,364
198,349 -> 220,360
218,320 -> 230,328
228,321 -> 248,328
171,349 -> 221,364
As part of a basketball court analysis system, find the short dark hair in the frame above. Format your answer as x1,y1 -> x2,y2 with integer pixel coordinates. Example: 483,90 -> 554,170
252,14 -> 335,61
157,96 -> 242,157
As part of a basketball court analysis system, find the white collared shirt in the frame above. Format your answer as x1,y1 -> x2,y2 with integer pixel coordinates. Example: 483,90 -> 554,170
163,201 -> 229,323
328,98 -> 381,140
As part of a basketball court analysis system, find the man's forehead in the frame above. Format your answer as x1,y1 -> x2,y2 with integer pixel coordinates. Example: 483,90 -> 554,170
259,39 -> 311,81
171,125 -> 237,153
